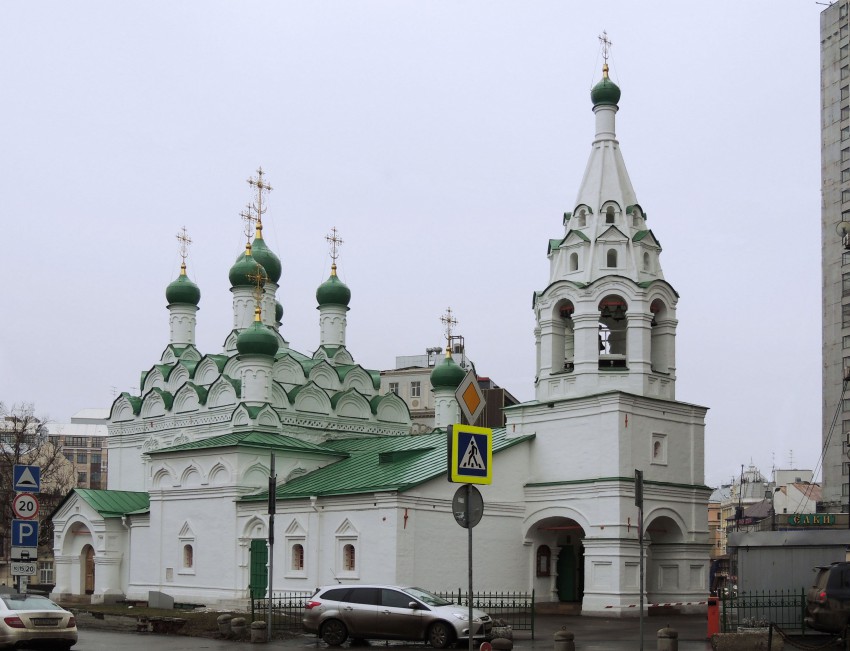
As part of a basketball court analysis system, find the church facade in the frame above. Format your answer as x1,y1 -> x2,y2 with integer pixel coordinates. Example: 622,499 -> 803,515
51,62 -> 709,615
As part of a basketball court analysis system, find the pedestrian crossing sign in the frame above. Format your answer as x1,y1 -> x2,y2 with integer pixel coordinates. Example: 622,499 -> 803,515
447,424 -> 492,484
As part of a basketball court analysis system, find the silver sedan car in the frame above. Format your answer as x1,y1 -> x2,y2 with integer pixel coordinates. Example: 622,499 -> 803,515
304,584 -> 492,648
0,594 -> 77,649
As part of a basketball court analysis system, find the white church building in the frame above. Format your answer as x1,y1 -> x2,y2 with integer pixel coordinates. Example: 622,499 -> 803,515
51,61 -> 710,616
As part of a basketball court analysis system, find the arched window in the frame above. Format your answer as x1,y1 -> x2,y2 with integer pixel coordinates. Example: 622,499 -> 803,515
292,544 -> 304,570
607,249 -> 618,268
536,545 -> 551,577
606,206 -> 615,224
559,302 -> 575,372
577,210 -> 586,228
643,252 -> 651,272
599,296 -> 628,366
343,544 -> 356,571
183,544 -> 193,569
569,252 -> 578,271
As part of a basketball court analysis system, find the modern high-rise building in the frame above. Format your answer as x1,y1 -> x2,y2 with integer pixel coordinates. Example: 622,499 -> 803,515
821,2 -> 850,510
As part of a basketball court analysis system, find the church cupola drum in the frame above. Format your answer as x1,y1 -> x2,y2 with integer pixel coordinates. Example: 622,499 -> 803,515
534,52 -> 678,402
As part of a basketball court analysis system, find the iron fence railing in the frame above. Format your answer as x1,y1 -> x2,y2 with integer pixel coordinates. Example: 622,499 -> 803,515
434,589 -> 535,638
719,589 -> 806,634
252,588 -> 535,638
251,590 -> 313,632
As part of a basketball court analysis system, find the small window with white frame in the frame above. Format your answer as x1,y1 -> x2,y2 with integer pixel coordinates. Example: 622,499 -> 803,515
651,433 -> 667,465
178,521 -> 195,575
410,381 -> 421,398
284,519 -> 307,579
388,382 -> 399,395
335,519 -> 360,579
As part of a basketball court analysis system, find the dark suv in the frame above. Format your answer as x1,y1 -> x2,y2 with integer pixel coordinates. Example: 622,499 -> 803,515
805,562 -> 850,633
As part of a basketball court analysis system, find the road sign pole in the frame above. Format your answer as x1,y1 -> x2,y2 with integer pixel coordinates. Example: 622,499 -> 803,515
467,483 -> 473,651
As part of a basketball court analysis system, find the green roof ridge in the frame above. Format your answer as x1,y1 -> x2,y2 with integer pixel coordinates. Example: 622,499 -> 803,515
73,489 -> 150,518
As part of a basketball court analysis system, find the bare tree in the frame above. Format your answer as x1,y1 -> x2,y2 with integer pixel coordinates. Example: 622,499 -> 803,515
0,403 -> 76,550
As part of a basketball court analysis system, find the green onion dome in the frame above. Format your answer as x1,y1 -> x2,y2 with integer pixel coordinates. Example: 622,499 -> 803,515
166,264 -> 201,306
430,354 -> 466,389
591,64 -> 621,107
275,300 -> 283,323
229,244 -> 268,288
236,312 -> 279,357
251,222 -> 281,283
316,265 -> 351,307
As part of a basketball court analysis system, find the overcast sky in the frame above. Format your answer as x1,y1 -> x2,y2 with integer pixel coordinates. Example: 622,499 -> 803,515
0,1 -> 822,489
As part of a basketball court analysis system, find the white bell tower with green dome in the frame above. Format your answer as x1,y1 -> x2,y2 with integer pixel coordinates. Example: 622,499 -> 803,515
533,57 -> 677,403
507,40 -> 708,617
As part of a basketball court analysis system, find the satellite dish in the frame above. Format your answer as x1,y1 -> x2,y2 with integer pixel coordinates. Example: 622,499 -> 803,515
837,221 -> 850,237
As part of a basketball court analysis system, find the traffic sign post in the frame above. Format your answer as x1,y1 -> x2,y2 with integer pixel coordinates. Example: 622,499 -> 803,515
12,493 -> 39,520
12,465 -> 40,493
11,562 -> 36,577
9,465 -> 41,593
447,424 -> 492,484
456,370 -> 485,425
11,519 -> 38,562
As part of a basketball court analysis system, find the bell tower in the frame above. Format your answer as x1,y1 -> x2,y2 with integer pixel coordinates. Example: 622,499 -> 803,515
510,37 -> 708,618
534,45 -> 677,402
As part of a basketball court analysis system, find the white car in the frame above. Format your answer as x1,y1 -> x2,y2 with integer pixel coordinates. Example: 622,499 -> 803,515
0,594 -> 77,649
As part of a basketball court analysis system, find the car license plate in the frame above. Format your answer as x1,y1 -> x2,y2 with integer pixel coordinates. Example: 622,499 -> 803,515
30,618 -> 59,627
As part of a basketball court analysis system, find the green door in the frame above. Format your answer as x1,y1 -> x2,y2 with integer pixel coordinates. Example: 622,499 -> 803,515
556,545 -> 575,601
249,539 -> 268,599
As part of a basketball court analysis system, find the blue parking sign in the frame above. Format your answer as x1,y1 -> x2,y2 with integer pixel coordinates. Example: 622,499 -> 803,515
11,520 -> 38,548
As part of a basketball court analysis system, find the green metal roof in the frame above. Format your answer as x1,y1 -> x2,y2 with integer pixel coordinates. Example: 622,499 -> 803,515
150,430 -> 341,455
73,489 -> 150,518
242,428 -> 534,502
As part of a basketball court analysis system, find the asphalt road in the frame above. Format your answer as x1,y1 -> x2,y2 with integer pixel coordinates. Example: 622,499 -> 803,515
75,629 -> 263,650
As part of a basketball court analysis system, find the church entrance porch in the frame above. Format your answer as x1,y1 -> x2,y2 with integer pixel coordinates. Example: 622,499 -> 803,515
527,516 -> 586,609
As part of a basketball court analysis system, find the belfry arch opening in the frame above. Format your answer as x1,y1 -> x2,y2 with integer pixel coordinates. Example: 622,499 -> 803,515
552,301 -> 575,372
599,296 -> 627,369
650,299 -> 673,374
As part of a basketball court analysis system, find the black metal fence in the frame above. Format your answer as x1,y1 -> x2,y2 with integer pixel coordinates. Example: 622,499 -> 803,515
719,589 -> 807,634
251,590 -> 313,632
252,588 -> 535,638
434,590 -> 535,638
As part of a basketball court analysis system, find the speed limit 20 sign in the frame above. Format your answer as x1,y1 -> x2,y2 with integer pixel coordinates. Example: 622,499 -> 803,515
12,493 -> 39,520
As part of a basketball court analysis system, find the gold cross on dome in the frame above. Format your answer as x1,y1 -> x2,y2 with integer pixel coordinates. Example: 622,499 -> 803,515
176,226 -> 192,267
440,307 -> 458,345
247,264 -> 266,317
326,227 -> 343,264
247,167 -> 273,226
599,31 -> 612,65
240,204 -> 256,243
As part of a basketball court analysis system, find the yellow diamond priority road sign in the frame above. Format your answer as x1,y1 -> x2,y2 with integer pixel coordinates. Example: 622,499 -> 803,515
456,369 -> 485,424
